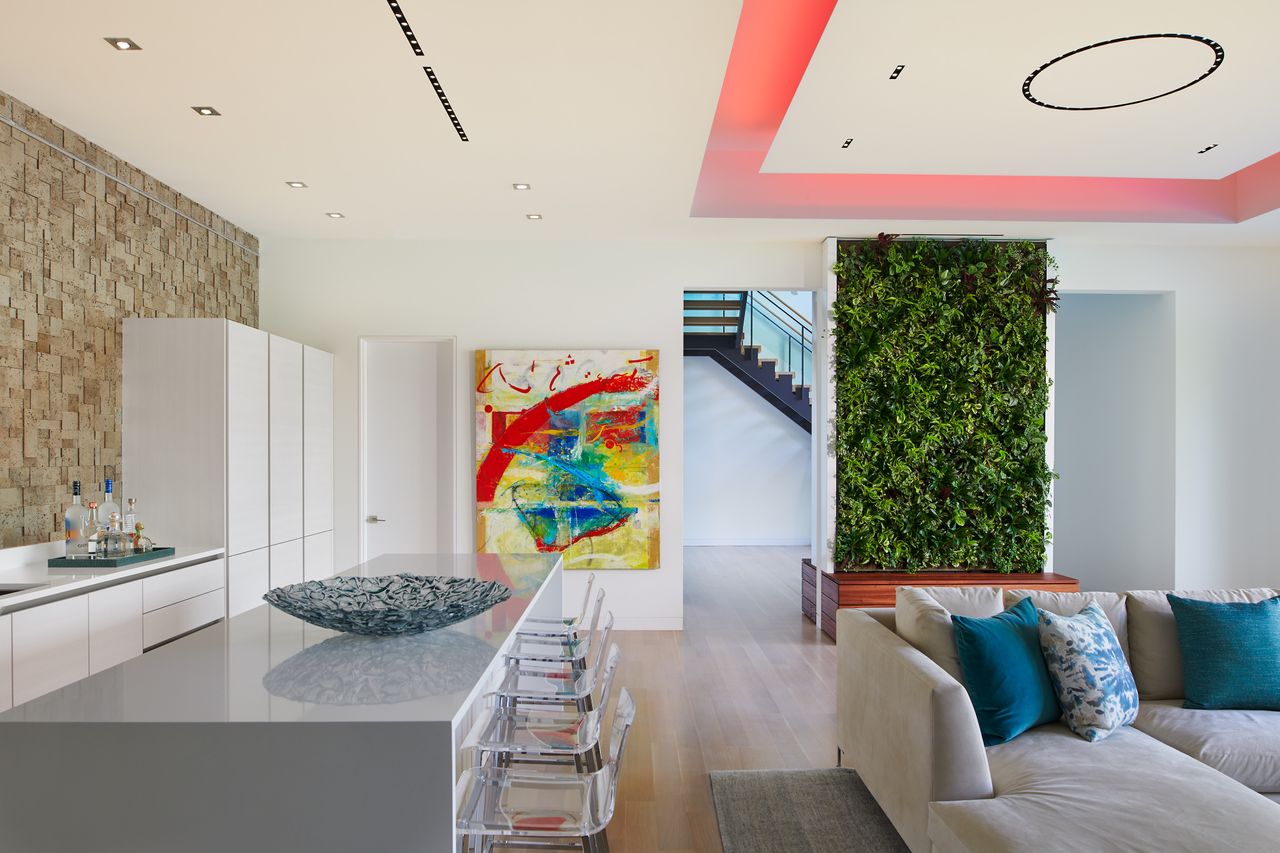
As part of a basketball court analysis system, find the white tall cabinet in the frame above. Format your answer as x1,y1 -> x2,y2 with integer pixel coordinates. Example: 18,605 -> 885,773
124,319 -> 335,618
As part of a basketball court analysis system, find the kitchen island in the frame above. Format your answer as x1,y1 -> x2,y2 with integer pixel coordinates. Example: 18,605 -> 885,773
0,552 -> 563,853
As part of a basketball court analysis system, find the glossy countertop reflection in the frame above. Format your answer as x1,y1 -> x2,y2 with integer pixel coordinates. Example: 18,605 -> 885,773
0,553 -> 562,725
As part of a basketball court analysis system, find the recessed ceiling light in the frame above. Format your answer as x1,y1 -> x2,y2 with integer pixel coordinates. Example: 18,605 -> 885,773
105,37 -> 141,51
841,138 -> 853,149
192,106 -> 221,116
890,64 -> 905,79
285,181 -> 308,188
526,214 -> 543,220
1197,143 -> 1219,154
513,183 -> 531,191
325,212 -> 345,219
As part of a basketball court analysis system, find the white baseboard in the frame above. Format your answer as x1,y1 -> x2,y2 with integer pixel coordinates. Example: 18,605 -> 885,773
683,538 -> 811,547
612,616 -> 684,631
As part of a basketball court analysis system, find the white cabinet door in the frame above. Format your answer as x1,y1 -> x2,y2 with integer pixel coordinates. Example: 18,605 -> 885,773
303,530 -> 334,581
228,548 -> 271,618
227,322 -> 270,556
88,580 -> 143,675
0,614 -> 11,712
270,539 -> 304,588
269,336 -> 304,545
303,345 -> 334,536
12,596 -> 89,706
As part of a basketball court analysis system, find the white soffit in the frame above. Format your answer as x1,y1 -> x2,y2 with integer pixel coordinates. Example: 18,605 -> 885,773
763,0 -> 1280,180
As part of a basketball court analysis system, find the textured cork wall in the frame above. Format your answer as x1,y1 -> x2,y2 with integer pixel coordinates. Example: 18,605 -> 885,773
0,90 -> 258,548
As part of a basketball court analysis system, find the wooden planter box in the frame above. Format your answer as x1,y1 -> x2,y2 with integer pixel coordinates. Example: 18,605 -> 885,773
801,559 -> 1080,640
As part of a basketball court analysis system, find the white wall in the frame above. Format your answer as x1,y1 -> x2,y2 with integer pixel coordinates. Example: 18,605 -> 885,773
259,239 -> 821,629
682,357 -> 811,546
1056,244 -> 1280,590
1054,294 -> 1175,592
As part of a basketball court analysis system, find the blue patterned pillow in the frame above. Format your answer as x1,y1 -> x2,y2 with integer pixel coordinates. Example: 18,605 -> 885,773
1037,602 -> 1138,742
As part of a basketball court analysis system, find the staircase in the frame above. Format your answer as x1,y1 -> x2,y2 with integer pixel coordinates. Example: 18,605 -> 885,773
683,290 -> 812,432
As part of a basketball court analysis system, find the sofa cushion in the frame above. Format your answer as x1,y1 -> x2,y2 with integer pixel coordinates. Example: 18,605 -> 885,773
1125,588 -> 1279,700
1136,700 -> 1280,792
1005,589 -> 1128,658
953,598 -> 1061,746
895,587 -> 1003,683
1037,602 -> 1138,742
1167,594 -> 1280,710
927,724 -> 1280,853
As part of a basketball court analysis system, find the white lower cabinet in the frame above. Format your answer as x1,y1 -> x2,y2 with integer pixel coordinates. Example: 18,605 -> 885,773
270,539 -> 304,588
227,548 -> 270,618
143,589 -> 225,650
303,530 -> 334,581
12,596 -> 89,706
0,614 -> 11,712
88,580 -> 143,675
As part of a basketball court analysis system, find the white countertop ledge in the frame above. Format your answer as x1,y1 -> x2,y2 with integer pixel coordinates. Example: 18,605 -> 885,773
0,545 -> 226,615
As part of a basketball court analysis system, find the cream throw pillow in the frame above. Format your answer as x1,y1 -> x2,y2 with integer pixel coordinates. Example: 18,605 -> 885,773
895,586 -> 1003,683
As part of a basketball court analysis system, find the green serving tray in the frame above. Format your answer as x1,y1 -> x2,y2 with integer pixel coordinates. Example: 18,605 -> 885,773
48,546 -> 176,569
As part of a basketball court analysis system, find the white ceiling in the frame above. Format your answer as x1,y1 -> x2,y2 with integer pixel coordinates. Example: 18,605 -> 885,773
765,0 -> 1280,180
1,0 -> 1279,244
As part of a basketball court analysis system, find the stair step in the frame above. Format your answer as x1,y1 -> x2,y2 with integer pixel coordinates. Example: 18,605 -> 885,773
684,330 -> 737,337
776,372 -> 795,381
684,316 -> 740,327
684,299 -> 743,310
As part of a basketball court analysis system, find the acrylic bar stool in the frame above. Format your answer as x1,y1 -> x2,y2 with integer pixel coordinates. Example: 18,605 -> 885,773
506,589 -> 606,674
464,644 -> 622,775
492,612 -> 614,714
456,687 -> 636,853
518,573 -> 596,641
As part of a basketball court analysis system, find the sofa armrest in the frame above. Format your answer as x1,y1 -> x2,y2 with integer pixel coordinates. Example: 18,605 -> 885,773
837,608 -> 993,853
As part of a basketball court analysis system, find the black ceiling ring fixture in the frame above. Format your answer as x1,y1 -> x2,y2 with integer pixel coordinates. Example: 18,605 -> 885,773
1022,33 -> 1224,111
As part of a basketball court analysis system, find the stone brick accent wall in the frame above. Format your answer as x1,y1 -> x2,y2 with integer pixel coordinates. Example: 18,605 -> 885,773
0,90 -> 258,548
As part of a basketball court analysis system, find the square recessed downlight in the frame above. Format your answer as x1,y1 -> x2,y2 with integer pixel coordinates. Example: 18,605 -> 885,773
513,183 -> 531,190
286,181 -> 308,188
325,212 -> 345,219
105,37 -> 141,51
192,106 -> 221,116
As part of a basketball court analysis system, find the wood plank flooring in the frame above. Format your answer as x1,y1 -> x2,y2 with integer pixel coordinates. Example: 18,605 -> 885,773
606,545 -> 836,853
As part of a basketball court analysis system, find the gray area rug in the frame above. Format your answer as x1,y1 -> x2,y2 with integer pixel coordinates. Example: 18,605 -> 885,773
710,768 -> 909,853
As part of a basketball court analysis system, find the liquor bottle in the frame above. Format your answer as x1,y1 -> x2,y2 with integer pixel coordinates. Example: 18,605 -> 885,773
123,498 -> 137,537
105,513 -> 127,557
64,481 -> 90,558
86,502 -> 102,557
100,478 -> 120,530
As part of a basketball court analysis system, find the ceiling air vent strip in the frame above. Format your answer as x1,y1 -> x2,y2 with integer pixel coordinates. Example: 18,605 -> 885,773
424,67 -> 469,142
386,0 -> 424,56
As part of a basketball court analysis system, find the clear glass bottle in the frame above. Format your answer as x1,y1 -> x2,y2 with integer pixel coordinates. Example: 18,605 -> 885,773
105,513 -> 127,557
64,481 -> 91,559
133,523 -> 154,553
123,497 -> 137,537
99,478 -> 120,530
85,502 -> 102,558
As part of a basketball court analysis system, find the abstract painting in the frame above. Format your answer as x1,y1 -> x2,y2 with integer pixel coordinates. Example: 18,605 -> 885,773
475,349 -> 659,569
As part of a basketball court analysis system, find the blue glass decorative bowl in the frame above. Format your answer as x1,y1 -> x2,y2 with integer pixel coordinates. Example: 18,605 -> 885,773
263,574 -> 512,636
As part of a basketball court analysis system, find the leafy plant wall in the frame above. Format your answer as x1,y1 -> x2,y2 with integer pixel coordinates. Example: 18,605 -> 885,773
831,236 -> 1057,573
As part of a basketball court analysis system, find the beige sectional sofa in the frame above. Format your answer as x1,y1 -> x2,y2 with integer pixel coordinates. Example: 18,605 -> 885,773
837,587 -> 1280,853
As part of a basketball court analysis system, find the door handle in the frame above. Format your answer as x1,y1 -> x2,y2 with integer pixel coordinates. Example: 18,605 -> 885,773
366,515 -> 386,523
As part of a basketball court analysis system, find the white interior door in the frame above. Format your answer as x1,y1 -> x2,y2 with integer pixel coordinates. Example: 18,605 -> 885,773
360,338 -> 455,561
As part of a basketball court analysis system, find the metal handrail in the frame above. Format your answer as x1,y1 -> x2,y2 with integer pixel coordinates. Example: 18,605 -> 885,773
683,290 -> 815,389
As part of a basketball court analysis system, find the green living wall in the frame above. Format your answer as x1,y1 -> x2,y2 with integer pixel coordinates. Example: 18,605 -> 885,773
831,236 -> 1057,573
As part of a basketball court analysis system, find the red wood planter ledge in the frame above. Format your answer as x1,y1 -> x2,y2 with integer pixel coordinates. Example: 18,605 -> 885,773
801,559 -> 1080,640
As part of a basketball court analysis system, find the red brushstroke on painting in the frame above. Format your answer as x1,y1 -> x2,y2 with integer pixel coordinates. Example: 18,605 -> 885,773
476,372 -> 653,501
548,365 -> 562,391
475,362 -> 502,393
585,406 -> 647,447
497,366 -> 531,394
530,514 -> 632,552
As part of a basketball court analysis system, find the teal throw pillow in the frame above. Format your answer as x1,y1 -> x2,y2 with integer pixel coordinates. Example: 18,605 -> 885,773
1037,602 -> 1138,741
952,596 -> 1061,745
1167,594 -> 1280,711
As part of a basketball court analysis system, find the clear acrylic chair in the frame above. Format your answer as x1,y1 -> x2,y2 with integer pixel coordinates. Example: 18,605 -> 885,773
507,589 -> 605,672
464,643 -> 621,774
491,612 -> 614,713
456,687 -> 637,853
518,573 -> 596,640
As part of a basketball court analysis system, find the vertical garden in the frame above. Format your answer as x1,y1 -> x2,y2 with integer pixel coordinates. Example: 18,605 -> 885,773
831,236 -> 1057,573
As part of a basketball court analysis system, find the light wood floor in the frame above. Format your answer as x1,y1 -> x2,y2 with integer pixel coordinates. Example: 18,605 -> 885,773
604,545 -> 837,853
